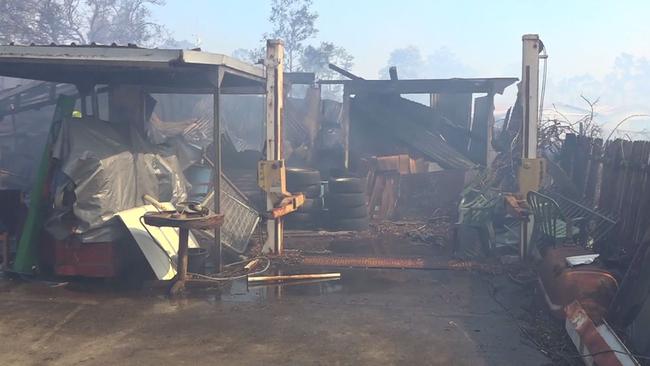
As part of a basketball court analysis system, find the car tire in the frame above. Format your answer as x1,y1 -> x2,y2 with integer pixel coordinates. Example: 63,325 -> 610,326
329,177 -> 366,194
326,192 -> 366,208
286,168 -> 320,187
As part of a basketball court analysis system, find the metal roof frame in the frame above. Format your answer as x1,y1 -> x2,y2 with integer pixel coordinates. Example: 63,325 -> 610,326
0,45 -> 266,93
319,77 -> 518,95
0,44 -> 270,270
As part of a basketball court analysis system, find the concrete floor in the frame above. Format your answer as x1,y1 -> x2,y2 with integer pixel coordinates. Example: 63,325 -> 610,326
0,266 -> 552,366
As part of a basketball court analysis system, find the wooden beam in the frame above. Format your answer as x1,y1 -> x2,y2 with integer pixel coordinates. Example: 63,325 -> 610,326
328,63 -> 364,80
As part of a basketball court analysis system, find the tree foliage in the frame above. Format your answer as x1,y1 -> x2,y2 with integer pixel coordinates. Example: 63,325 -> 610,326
266,0 -> 318,72
236,0 -> 354,83
300,42 -> 352,78
0,0 -> 167,47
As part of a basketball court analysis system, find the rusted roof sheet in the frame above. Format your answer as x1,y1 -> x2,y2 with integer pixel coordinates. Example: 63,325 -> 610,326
351,95 -> 476,170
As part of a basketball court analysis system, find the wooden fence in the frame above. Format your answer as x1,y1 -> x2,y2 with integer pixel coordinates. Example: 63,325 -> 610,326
560,134 -> 650,255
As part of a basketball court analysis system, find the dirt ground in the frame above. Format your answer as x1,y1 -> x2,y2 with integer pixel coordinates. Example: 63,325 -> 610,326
0,224 -> 570,366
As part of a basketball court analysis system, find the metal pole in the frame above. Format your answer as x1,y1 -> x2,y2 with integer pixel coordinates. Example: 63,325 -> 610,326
262,40 -> 285,254
213,78 -> 222,271
342,86 -> 351,170
522,34 -> 540,161
520,34 -> 541,260
171,227 -> 189,295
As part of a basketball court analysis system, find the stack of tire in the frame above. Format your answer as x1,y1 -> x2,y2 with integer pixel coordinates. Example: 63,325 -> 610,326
285,168 -> 322,230
326,177 -> 369,231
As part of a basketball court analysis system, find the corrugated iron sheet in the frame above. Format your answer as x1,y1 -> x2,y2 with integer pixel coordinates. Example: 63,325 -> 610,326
351,95 -> 476,170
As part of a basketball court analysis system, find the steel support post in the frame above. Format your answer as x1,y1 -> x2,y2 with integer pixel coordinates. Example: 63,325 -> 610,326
213,74 -> 222,271
520,34 -> 541,260
262,40 -> 285,254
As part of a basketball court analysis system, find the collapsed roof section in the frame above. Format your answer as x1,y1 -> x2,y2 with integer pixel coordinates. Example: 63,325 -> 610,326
329,75 -> 517,170
321,77 -> 516,95
351,94 -> 476,170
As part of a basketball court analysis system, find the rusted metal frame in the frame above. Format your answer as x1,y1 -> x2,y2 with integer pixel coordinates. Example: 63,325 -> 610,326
293,255 -> 501,272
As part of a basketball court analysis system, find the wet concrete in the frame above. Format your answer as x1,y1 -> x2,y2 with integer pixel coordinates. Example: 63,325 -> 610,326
0,266 -> 552,366
0,229 -> 555,366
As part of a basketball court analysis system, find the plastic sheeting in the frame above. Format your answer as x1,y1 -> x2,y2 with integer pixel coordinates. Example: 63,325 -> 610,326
46,117 -> 187,241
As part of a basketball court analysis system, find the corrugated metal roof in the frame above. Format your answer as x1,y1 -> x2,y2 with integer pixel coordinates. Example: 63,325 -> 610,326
0,44 -> 264,78
351,95 -> 477,170
0,44 -> 265,90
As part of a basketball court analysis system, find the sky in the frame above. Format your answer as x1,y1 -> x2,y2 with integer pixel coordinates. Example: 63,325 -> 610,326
152,0 -> 650,136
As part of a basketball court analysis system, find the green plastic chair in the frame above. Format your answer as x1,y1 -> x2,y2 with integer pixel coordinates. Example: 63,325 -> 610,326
527,191 -> 582,248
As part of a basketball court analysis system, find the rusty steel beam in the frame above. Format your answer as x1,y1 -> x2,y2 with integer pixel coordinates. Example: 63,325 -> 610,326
293,255 -> 499,272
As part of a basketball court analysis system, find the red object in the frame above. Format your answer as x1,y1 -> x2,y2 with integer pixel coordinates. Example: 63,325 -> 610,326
54,240 -> 122,278
565,301 -> 638,365
537,245 -> 618,322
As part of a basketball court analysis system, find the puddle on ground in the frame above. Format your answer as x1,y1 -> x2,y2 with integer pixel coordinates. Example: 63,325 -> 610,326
216,268 -> 424,304
0,265 -> 437,309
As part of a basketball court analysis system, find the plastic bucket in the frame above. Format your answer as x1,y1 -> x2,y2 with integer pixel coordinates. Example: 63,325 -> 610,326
187,247 -> 209,275
185,164 -> 212,202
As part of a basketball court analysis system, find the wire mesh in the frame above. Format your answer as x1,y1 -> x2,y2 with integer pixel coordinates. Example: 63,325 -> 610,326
202,178 -> 260,254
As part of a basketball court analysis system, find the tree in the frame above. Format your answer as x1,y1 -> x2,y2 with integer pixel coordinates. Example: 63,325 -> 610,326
300,41 -> 353,99
266,0 -> 318,72
0,0 -> 167,47
235,0 -> 354,83
300,42 -> 353,79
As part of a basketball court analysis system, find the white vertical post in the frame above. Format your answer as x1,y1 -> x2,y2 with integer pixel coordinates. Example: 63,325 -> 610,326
520,34 -> 541,259
522,34 -> 540,161
262,39 -> 285,254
